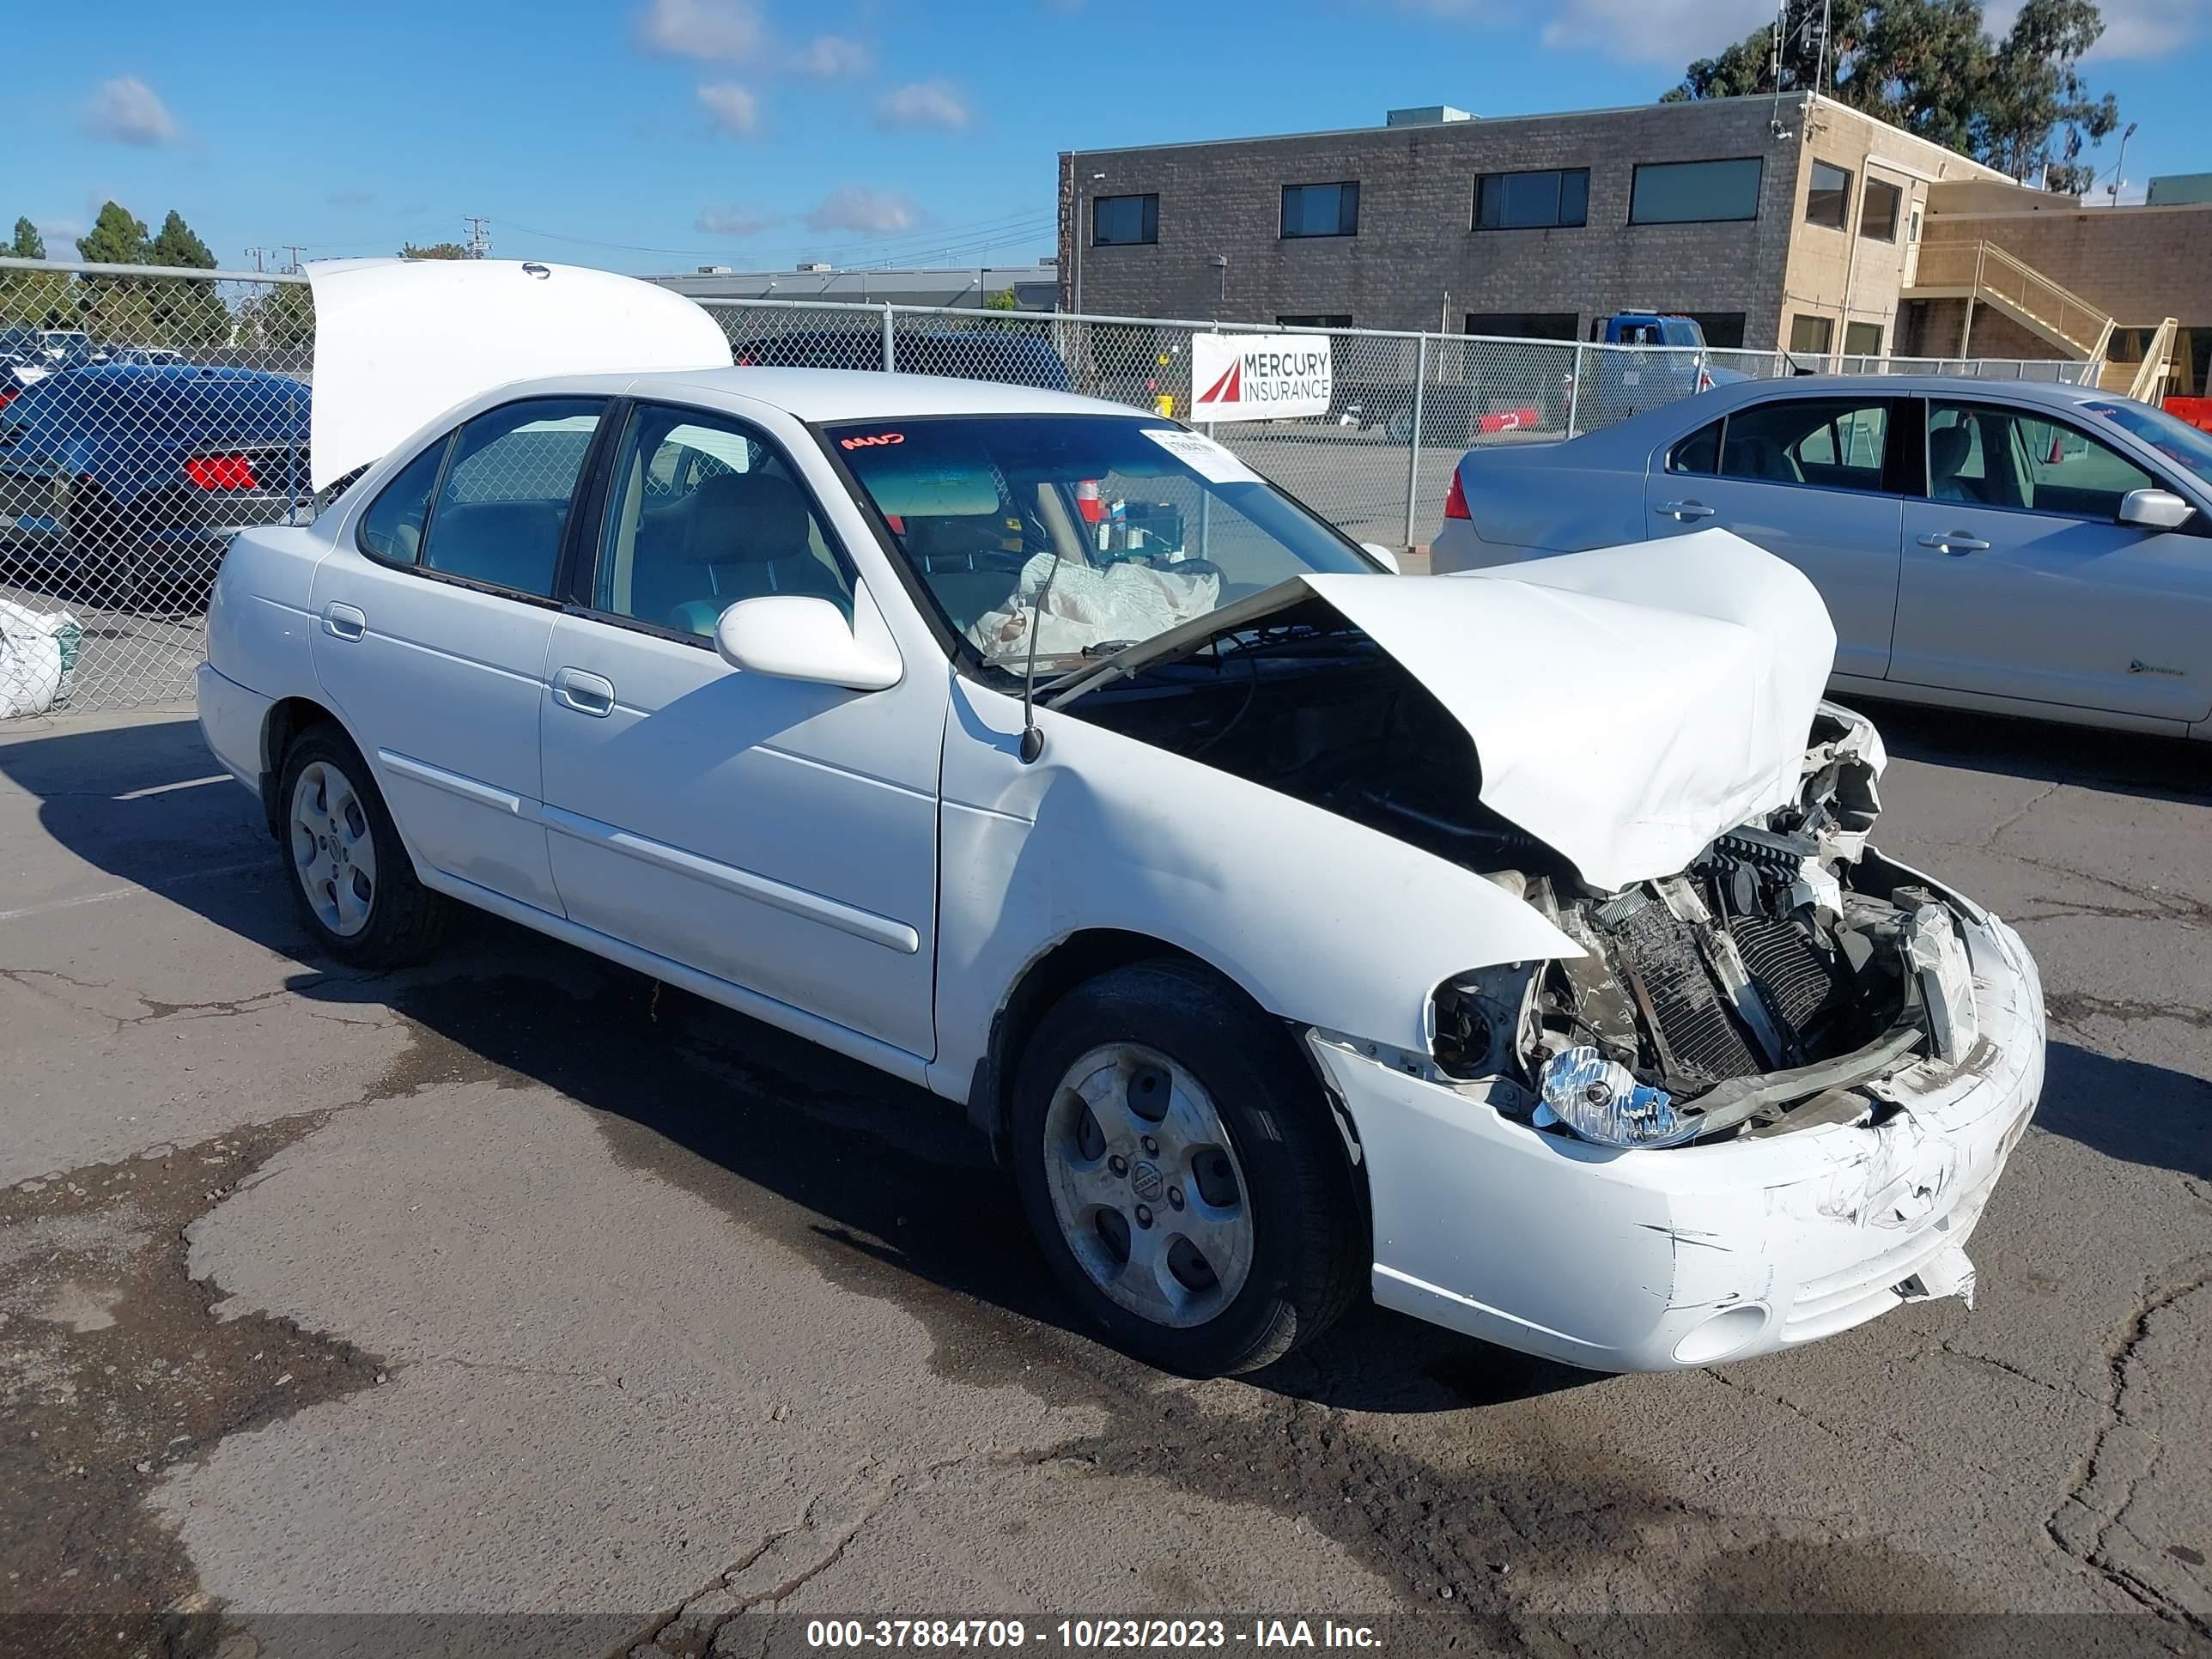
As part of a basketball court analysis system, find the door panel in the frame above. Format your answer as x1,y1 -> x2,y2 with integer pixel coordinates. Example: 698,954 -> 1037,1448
538,600 -> 943,1058
1646,398 -> 1904,679
537,402 -> 942,1059
309,398 -> 609,912
1892,401 -> 2212,721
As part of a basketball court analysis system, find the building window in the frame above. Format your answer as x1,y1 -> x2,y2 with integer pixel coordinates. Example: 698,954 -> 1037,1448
1473,168 -> 1589,230
1091,194 -> 1158,246
1790,313 -> 1835,356
1630,157 -> 1765,225
1276,313 -> 1352,328
1806,161 -> 1852,231
1467,312 -> 1579,341
1280,182 -> 1359,238
1844,321 -> 1885,357
1862,179 -> 1902,243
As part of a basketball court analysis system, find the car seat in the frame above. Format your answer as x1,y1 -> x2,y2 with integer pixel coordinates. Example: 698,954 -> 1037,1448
424,500 -> 568,594
661,471 -> 850,636
1929,423 -> 1980,503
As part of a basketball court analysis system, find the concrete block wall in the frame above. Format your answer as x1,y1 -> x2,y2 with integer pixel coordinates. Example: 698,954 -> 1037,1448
1061,96 -> 1811,346
1922,202 -> 2212,329
1060,93 -> 2014,354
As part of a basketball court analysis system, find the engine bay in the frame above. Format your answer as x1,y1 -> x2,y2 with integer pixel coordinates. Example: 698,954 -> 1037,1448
1063,607 -> 1980,1147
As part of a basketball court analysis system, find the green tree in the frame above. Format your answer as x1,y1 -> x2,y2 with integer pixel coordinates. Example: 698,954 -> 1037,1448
234,281 -> 315,362
9,217 -> 44,259
76,200 -> 151,265
1662,0 -> 2118,192
399,241 -> 475,260
149,210 -> 216,270
982,287 -> 1018,311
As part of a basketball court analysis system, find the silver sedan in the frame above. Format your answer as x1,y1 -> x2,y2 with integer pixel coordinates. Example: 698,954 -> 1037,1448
1431,375 -> 2212,738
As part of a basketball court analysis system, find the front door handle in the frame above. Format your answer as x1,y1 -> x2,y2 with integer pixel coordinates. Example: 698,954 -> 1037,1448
550,666 -> 615,718
1917,531 -> 1991,555
1657,500 -> 1717,522
321,602 -> 366,641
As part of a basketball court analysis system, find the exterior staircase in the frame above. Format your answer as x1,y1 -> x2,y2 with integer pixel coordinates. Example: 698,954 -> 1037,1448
2096,317 -> 2180,402
1904,240 -> 2116,363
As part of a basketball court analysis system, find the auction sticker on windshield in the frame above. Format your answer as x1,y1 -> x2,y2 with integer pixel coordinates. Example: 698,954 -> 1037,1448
1139,426 -> 1261,483
1189,332 -> 1333,422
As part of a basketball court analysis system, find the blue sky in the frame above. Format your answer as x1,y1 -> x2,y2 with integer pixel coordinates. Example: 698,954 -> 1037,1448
12,0 -> 2209,277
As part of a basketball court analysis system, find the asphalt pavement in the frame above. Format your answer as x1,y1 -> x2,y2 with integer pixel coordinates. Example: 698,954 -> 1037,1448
0,701 -> 2207,1658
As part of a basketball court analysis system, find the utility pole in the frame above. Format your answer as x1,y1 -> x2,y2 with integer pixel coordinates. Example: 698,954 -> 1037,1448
244,246 -> 271,273
464,216 -> 491,259
280,245 -> 303,274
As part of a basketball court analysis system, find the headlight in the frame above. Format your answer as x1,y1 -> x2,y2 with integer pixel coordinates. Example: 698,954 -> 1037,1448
1534,1046 -> 1698,1149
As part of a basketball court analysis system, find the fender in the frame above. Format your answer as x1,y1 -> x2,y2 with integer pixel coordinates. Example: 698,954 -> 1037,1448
925,676 -> 1582,1106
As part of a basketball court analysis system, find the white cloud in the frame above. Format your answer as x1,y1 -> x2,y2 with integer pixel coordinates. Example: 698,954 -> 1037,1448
790,34 -> 872,78
696,204 -> 778,236
2079,0 -> 2204,57
1534,0 -> 1774,63
875,79 -> 969,131
1393,0 -> 1773,64
80,76 -> 179,147
696,82 -> 761,136
637,0 -> 764,61
806,185 -> 921,234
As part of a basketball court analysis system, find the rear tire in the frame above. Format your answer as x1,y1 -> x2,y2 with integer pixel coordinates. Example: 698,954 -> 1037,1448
1011,959 -> 1366,1376
276,725 -> 450,968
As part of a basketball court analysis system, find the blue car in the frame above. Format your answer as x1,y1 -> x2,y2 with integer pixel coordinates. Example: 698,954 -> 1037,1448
0,364 -> 311,592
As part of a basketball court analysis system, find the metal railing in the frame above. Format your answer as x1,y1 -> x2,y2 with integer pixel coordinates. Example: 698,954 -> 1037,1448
0,256 -> 2094,714
1905,240 -> 2117,360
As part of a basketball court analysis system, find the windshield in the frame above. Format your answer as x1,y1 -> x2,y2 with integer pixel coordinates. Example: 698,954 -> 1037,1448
2081,399 -> 2212,491
823,414 -> 1375,671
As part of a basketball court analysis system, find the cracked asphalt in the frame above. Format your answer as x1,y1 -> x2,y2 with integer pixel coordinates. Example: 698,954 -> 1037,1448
1,704 -> 2207,1657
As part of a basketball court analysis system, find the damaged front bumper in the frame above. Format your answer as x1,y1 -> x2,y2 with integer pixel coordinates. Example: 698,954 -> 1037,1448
1310,879 -> 2045,1371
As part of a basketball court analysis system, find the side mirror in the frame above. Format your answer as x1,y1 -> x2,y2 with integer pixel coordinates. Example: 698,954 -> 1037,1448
714,595 -> 901,691
2118,488 -> 2197,532
1359,541 -> 1403,574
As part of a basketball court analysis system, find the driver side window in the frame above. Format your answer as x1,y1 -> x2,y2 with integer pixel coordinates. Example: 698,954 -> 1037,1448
592,404 -> 853,638
1929,400 -> 2157,519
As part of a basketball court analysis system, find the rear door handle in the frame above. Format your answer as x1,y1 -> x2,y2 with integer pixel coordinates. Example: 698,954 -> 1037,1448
1657,500 -> 1717,521
321,602 -> 366,641
1917,532 -> 1991,554
550,666 -> 615,717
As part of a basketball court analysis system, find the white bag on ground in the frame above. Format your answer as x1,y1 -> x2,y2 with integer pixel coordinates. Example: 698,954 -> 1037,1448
0,599 -> 83,719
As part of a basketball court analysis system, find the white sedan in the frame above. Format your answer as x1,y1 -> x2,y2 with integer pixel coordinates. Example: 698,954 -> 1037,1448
197,261 -> 2044,1376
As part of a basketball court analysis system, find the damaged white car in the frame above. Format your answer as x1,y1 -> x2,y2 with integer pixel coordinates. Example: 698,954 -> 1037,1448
197,261 -> 2045,1376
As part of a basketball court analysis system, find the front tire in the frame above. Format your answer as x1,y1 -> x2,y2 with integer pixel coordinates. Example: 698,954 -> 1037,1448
277,725 -> 450,967
1011,960 -> 1366,1376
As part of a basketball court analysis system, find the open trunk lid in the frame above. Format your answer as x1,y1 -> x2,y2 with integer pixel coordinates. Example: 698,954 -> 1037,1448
306,258 -> 732,489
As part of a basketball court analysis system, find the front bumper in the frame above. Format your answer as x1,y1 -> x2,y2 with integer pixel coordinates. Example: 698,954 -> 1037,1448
1311,900 -> 2045,1371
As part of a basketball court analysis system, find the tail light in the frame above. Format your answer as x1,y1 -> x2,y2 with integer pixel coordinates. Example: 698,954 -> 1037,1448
185,453 -> 258,490
1443,469 -> 1470,520
0,387 -> 15,409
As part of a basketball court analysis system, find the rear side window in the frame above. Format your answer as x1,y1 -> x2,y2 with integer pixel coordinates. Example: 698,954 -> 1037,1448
1667,421 -> 1721,475
357,441 -> 448,567
1719,398 -> 1892,492
420,398 -> 605,597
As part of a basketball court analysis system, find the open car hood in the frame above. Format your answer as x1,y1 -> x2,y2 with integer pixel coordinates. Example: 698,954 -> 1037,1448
1051,529 -> 1837,891
306,258 -> 732,489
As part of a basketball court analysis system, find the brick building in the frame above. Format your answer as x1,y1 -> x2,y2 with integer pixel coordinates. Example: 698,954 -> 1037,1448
1057,93 -> 2015,355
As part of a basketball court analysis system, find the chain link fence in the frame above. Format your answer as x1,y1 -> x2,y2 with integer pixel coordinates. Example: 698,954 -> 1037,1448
0,256 -> 2093,715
